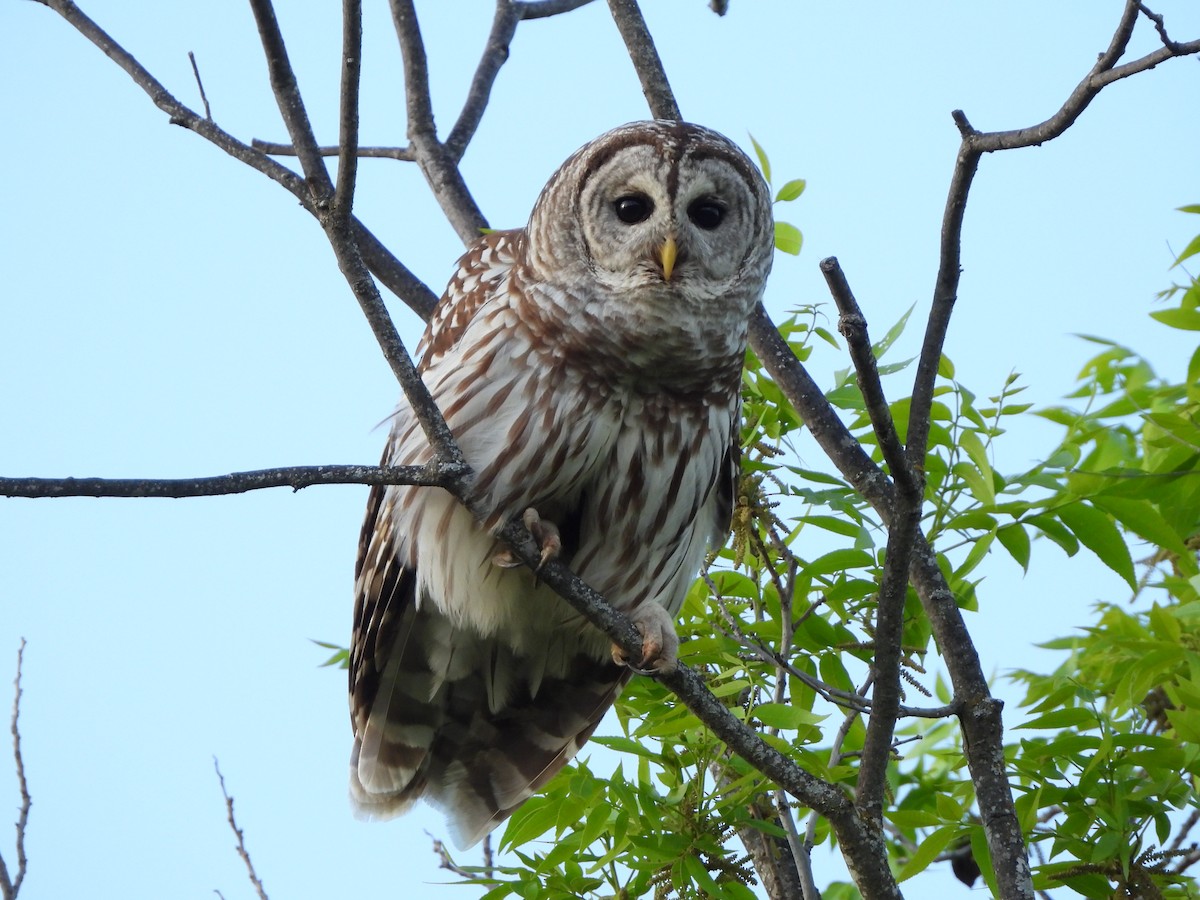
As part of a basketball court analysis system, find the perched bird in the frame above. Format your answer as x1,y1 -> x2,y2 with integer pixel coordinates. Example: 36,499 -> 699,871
350,120 -> 774,847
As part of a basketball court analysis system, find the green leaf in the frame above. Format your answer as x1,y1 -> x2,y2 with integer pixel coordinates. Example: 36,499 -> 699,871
1172,231 -> 1200,267
1089,495 -> 1191,557
749,133 -> 770,183
1056,501 -> 1137,589
805,548 -> 874,577
996,523 -> 1031,571
1017,707 -> 1096,730
774,221 -> 803,255
897,825 -> 960,882
1150,306 -> 1200,331
774,178 -> 806,203
752,702 -> 827,730
801,515 -> 863,538
953,461 -> 995,505
874,305 -> 915,360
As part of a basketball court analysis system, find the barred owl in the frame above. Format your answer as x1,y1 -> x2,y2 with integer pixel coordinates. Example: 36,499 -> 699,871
350,120 -> 774,847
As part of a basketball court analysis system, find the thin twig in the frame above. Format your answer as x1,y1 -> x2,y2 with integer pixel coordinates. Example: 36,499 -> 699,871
214,760 -> 269,900
251,140 -> 416,160
187,51 -> 212,120
0,466 -> 445,499
427,830 -> 500,884
1137,1 -> 1183,52
0,641 -> 30,900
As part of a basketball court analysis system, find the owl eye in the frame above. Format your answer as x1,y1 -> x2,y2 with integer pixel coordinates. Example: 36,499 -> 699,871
614,194 -> 654,224
687,198 -> 726,230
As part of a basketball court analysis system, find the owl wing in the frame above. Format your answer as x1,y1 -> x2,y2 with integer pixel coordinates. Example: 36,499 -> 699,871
349,229 -> 630,847
350,448 -> 630,844
419,229 -> 525,369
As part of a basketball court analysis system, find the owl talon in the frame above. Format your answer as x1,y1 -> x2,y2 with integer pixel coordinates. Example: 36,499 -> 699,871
611,603 -> 679,676
522,508 -> 561,571
491,508 -> 562,570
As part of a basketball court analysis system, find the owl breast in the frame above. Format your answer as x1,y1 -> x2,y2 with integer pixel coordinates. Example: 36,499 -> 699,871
393,270 -> 740,668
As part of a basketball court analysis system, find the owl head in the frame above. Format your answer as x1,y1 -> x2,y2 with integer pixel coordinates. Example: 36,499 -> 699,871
525,121 -> 774,312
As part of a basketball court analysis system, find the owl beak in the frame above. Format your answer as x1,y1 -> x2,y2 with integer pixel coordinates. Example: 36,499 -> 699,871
657,234 -> 678,282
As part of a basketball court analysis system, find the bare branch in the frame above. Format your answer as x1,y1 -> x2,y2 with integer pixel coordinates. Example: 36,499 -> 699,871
355,224 -> 439,319
247,0 -> 334,201
389,0 -> 489,245
188,51 -> 212,120
444,1 -> 521,161
251,140 -> 416,161
0,641 -> 30,900
214,759 -> 269,900
0,466 -> 447,500
513,0 -> 596,19
822,257 -> 917,499
334,0 -> 364,225
854,503 -> 921,821
605,0 -> 681,121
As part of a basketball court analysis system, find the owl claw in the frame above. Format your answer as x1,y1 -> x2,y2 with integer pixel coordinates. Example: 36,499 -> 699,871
491,508 -> 561,571
522,508 -> 561,570
612,603 -> 679,676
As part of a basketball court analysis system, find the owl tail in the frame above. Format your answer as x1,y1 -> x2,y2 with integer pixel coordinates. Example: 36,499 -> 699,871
350,599 -> 629,847
427,651 -> 631,849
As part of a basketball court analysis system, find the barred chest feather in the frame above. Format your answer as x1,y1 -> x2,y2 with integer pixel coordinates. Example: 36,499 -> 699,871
389,275 -> 741,671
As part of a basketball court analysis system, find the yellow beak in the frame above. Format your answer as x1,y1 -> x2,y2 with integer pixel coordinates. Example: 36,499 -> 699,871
657,235 -> 677,282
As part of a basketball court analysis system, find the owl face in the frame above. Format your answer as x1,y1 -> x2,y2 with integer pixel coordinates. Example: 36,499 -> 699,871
527,121 -> 774,310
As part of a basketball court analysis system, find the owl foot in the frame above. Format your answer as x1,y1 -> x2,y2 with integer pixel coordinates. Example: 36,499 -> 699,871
492,508 -> 562,571
612,603 -> 679,676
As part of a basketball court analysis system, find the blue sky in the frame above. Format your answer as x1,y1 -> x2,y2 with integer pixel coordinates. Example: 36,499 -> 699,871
2,2 -> 1199,897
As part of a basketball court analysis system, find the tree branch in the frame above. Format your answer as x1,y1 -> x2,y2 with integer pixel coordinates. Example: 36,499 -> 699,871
0,466 -> 446,500
443,1 -> 522,162
512,0 -> 596,18
746,302 -> 1026,896
819,257 -> 924,821
605,0 -> 681,121
247,0 -> 334,202
0,641 -> 30,900
251,140 -> 417,160
334,0 -> 364,226
389,0 -> 489,245
823,257 -> 916,498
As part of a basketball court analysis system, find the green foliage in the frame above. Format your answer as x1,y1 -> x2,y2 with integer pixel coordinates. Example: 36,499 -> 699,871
750,135 -> 805,256
324,212 -> 1200,897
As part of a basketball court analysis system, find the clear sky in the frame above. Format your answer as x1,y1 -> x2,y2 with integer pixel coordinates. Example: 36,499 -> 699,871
2,2 -> 1199,897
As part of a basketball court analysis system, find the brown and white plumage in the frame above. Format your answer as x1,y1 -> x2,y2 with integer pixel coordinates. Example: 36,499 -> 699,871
350,121 -> 774,847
